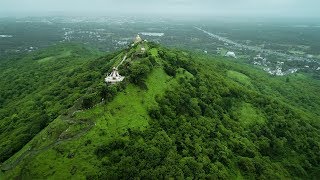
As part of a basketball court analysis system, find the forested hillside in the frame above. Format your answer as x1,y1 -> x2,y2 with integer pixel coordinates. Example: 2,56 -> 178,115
1,42 -> 320,179
0,44 -> 106,162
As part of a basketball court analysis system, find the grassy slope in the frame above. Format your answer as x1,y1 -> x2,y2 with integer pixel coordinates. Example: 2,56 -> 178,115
237,103 -> 266,126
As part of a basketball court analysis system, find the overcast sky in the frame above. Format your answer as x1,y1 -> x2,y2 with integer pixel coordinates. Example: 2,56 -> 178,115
0,0 -> 319,18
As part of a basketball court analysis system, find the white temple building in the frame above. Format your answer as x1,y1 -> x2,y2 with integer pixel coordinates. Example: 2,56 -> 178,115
134,35 -> 142,44
105,67 -> 125,84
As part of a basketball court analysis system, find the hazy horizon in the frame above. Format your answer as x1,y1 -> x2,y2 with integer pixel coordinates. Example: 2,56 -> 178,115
0,0 -> 319,18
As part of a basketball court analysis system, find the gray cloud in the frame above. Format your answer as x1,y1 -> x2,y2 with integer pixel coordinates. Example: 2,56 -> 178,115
0,0 -> 318,17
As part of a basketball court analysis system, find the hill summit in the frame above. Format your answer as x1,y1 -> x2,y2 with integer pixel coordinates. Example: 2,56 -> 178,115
1,42 -> 320,179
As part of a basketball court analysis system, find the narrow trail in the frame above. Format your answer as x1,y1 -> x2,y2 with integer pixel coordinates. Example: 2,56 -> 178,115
116,54 -> 127,69
1,97 -> 95,172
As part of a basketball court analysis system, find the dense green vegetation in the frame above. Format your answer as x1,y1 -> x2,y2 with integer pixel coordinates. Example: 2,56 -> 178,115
0,43 -> 112,162
93,45 -> 320,179
1,42 -> 320,179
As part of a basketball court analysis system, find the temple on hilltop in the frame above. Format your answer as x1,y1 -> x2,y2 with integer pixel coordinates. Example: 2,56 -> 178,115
134,34 -> 142,44
105,67 -> 125,84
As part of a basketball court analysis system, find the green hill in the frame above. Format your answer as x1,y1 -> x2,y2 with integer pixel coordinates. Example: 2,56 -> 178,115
0,43 -> 107,163
1,42 -> 320,179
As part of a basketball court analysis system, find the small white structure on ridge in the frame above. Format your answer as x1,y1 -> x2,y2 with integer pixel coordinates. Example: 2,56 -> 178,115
141,47 -> 146,53
134,35 -> 142,44
105,67 -> 125,84
225,51 -> 236,58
